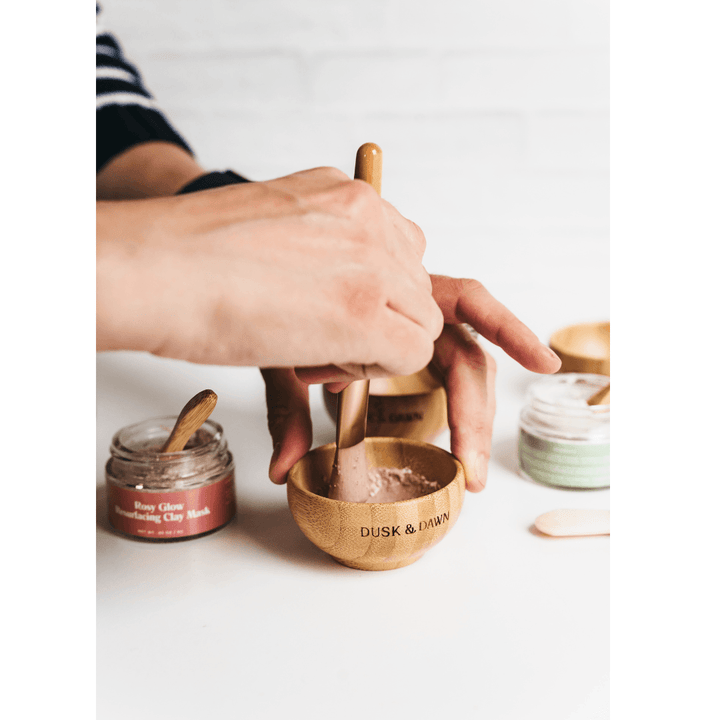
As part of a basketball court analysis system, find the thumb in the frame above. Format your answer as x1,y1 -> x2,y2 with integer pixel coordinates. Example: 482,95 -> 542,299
260,368 -> 313,484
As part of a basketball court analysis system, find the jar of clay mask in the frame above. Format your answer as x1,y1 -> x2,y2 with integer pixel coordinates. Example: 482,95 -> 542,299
106,418 -> 236,541
518,373 -> 610,489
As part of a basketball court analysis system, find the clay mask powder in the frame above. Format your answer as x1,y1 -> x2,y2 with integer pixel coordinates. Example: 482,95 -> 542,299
327,458 -> 439,504
365,466 -> 440,502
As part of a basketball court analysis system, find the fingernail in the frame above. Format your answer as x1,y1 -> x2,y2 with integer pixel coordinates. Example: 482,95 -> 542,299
462,453 -> 487,491
476,454 -> 489,490
271,439 -> 281,461
544,345 -> 561,362
268,441 -> 281,477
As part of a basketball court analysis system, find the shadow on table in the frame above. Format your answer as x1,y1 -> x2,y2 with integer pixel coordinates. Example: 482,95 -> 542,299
96,483 -> 350,572
219,500 -> 341,571
491,435 -> 522,477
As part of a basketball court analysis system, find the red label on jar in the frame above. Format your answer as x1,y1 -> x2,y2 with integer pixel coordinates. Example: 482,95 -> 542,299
107,474 -> 236,540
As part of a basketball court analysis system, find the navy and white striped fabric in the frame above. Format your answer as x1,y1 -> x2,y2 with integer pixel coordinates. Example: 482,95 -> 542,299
96,5 -> 192,172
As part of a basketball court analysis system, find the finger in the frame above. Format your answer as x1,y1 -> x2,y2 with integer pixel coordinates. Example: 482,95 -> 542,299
384,264 -> 444,341
430,275 -> 561,374
324,380 -> 351,394
296,297 -> 437,381
381,200 -> 432,291
432,324 -> 497,492
260,368 -> 313,484
294,362 -> 389,385
294,288 -> 439,384
294,365 -> 352,385
284,367 -> 352,395
382,199 -> 427,256
363,304 -> 438,377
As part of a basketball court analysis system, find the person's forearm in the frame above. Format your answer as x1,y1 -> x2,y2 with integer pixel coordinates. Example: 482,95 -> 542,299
96,141 -> 205,200
96,198 -> 192,355
97,201 -> 156,352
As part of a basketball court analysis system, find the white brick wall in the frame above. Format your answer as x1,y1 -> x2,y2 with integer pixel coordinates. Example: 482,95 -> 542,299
99,0 -> 609,325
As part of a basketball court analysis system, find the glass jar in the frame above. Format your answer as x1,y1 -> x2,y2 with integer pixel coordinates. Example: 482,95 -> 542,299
106,417 -> 236,541
518,373 -> 610,489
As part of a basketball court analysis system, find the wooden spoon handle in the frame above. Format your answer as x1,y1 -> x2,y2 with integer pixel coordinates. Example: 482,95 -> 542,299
534,509 -> 610,537
336,380 -> 371,448
587,383 -> 610,406
354,142 -> 382,195
335,144 -> 383,449
160,389 -> 218,453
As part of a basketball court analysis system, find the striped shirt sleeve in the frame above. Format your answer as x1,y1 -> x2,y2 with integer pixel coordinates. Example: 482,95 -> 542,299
96,5 -> 193,172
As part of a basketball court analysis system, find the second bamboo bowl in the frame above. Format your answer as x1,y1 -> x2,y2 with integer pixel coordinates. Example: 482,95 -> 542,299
323,367 -> 448,443
550,321 -> 610,375
287,438 -> 465,571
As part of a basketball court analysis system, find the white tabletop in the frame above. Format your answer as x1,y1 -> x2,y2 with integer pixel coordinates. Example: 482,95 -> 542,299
97,230 -> 609,719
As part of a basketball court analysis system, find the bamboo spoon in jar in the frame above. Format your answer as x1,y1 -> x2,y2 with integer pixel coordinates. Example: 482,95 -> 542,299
327,143 -> 383,502
587,383 -> 610,406
160,389 -> 218,453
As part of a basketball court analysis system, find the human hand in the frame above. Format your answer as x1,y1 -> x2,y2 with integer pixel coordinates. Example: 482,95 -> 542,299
262,274 -> 561,490
97,166 -> 443,370
428,275 -> 560,491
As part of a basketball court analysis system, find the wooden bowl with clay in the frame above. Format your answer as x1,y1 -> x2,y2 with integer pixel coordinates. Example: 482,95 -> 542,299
549,321 -> 610,376
287,437 -> 465,571
323,366 -> 448,443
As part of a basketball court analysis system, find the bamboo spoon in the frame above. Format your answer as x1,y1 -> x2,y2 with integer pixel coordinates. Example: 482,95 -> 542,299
534,509 -> 610,537
160,389 -> 218,453
328,143 -> 383,502
587,383 -> 610,406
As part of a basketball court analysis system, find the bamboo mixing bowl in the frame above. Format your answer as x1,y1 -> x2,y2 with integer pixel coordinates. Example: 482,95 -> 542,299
323,367 -> 448,443
287,437 -> 465,571
549,321 -> 610,375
